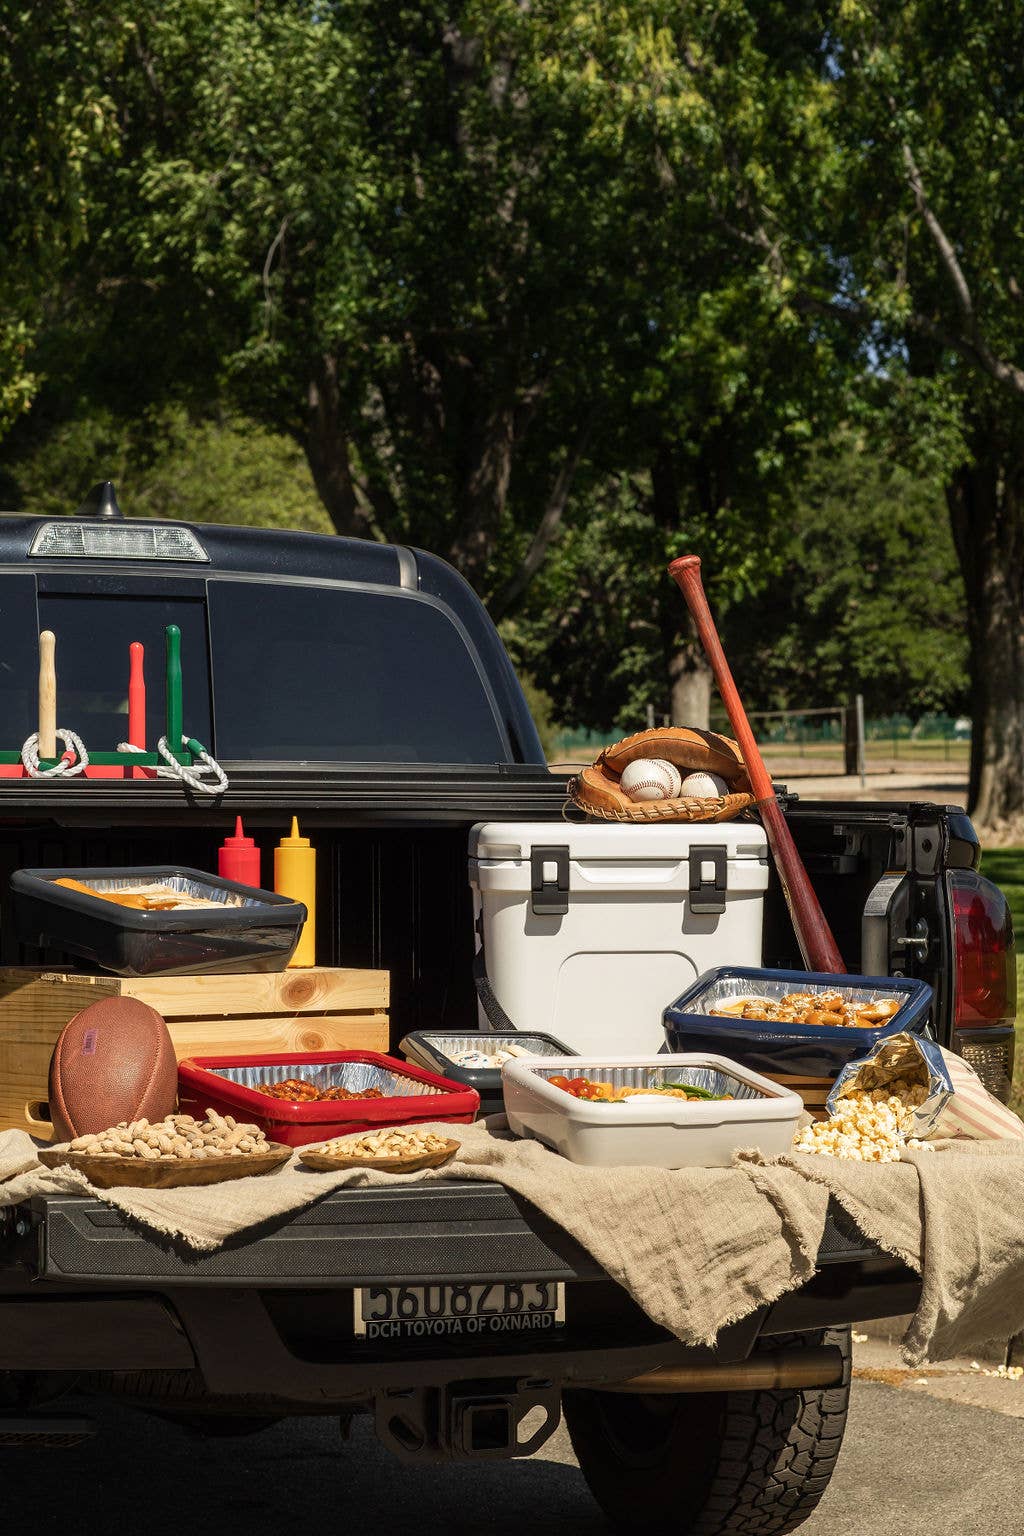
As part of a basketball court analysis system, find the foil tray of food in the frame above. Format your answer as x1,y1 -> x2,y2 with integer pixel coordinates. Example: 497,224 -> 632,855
177,1050 -> 480,1147
501,1052 -> 803,1168
399,1030 -> 578,1115
663,967 -> 934,1078
11,865 -> 305,976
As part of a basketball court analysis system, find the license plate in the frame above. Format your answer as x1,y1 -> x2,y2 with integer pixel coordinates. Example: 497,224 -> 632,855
353,1281 -> 566,1341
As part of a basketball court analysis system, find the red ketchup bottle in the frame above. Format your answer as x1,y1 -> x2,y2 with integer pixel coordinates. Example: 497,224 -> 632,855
218,816 -> 261,889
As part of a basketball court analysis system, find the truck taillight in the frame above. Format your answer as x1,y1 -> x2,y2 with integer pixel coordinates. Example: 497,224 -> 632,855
948,871 -> 1017,1101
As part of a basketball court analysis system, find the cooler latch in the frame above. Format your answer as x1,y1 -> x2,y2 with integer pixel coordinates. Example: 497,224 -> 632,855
689,845 -> 728,915
530,846 -> 570,916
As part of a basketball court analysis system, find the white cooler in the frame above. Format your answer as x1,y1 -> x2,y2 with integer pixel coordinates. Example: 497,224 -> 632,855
469,821 -> 770,1055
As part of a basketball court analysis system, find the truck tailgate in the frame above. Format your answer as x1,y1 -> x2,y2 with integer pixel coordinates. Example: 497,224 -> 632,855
25,1181 -> 882,1285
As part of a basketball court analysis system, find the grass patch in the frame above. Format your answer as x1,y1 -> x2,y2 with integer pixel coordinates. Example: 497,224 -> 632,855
979,848 -> 1024,1111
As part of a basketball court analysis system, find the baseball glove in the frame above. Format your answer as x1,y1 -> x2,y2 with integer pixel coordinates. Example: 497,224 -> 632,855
567,726 -> 755,824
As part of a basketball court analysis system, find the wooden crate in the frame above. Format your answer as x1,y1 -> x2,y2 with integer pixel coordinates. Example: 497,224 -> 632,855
765,1071 -> 834,1123
0,965 -> 389,1141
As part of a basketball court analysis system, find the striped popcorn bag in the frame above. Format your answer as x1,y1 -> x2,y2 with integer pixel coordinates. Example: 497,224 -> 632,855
934,1045 -> 1024,1141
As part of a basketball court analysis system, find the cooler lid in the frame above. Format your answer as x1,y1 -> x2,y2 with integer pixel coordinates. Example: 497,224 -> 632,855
468,821 -> 768,864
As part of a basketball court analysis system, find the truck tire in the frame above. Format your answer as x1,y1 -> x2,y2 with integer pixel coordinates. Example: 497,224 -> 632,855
562,1327 -> 851,1536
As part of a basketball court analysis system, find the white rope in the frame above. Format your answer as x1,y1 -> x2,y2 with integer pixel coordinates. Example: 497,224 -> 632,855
21,729 -> 89,778
117,735 -> 229,797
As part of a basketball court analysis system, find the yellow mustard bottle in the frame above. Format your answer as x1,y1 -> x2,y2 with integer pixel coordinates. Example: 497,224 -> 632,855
274,817 -> 316,967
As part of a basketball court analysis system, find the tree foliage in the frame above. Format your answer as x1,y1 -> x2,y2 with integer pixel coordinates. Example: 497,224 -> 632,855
0,406 -> 329,531
807,1 -> 1024,819
511,438 -> 965,732
733,440 -> 967,717
0,4 -> 128,432
11,4 -> 843,596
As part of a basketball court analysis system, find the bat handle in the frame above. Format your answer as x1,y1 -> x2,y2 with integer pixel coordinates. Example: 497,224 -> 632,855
165,625 -> 182,751
38,631 -> 57,760
128,642 -> 146,750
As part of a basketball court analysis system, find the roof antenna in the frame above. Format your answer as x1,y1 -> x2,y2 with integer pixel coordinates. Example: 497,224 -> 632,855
75,481 -> 124,519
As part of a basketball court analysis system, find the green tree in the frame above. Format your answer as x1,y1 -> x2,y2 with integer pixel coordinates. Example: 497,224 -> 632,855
46,0 -> 657,591
778,3 -> 1024,821
0,406 -> 330,532
734,440 -> 968,717
0,4 -> 128,433
512,438 -> 967,735
13,4 -> 841,644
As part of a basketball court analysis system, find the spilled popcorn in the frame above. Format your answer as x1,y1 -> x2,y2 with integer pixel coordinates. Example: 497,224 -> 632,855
793,1084 -> 936,1162
970,1361 -> 1024,1380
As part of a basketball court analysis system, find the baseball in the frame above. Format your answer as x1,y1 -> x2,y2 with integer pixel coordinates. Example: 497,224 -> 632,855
619,758 -> 682,802
680,770 -> 729,798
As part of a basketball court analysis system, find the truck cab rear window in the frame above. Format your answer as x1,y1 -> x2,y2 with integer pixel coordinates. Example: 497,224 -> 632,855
207,582 -> 509,763
37,593 -> 212,752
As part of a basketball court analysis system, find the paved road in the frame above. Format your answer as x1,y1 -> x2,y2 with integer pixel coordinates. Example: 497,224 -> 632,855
4,1379 -> 1022,1536
762,764 -> 968,806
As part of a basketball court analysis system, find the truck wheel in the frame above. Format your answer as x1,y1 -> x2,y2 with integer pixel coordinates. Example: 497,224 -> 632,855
562,1327 -> 851,1536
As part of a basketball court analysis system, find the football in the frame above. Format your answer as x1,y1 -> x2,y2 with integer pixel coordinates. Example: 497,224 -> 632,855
48,996 -> 178,1143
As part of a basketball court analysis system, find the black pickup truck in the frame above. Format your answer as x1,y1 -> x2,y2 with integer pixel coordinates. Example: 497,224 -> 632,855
0,491 -> 1016,1536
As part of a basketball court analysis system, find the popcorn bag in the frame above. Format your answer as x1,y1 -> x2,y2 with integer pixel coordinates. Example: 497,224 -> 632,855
827,1032 -> 1024,1143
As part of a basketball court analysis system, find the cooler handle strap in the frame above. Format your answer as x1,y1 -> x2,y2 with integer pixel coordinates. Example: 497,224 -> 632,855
473,945 -> 519,1032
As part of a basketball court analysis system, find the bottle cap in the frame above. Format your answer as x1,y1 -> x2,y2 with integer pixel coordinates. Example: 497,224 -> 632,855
279,816 -> 311,847
222,816 -> 256,850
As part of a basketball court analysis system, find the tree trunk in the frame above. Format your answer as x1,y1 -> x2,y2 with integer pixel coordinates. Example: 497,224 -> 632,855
304,356 -> 379,541
669,641 -> 712,730
488,424 -> 589,619
652,445 -> 714,730
946,437 -> 1024,825
448,403 -> 516,589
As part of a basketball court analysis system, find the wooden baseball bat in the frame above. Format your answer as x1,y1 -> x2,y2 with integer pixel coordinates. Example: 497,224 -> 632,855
668,555 -> 846,974
38,630 -> 57,761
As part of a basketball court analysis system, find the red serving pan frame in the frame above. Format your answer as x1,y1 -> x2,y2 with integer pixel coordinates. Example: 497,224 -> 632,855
177,1050 -> 480,1147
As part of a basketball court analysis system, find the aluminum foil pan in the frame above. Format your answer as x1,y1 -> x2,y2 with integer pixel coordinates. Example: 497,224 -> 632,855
533,1062 -> 769,1102
674,974 -> 913,1016
415,1033 -> 571,1062
74,873 -> 255,909
209,1061 -> 443,1098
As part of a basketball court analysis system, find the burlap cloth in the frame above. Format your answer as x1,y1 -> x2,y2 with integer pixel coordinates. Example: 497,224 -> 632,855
4,1120 -> 1024,1366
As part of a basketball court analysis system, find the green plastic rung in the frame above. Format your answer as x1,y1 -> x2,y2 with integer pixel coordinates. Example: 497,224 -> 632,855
0,750 -> 193,767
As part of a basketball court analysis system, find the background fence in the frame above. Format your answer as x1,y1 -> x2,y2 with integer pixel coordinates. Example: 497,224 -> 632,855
552,706 -> 971,773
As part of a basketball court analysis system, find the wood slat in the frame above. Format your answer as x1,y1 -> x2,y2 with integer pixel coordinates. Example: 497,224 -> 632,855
0,966 -> 388,1019
124,967 -> 388,1017
167,1012 -> 389,1060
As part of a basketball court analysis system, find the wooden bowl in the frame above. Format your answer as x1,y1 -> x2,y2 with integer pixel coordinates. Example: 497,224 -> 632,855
298,1137 -> 460,1174
38,1143 -> 292,1189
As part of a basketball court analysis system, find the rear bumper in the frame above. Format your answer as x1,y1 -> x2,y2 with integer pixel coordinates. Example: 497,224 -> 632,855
0,1181 -> 920,1400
